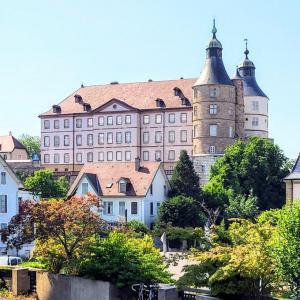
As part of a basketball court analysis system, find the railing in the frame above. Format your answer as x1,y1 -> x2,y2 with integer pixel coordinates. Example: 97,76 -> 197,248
179,291 -> 197,300
28,270 -> 36,293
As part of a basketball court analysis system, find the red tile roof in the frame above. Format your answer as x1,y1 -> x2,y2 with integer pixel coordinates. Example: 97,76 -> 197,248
0,135 -> 27,153
68,161 -> 166,197
40,78 -> 196,116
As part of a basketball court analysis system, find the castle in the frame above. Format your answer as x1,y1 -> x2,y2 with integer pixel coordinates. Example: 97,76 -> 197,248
39,21 -> 268,184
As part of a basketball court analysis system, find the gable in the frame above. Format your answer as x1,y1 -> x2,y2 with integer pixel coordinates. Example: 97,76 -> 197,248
93,98 -> 138,113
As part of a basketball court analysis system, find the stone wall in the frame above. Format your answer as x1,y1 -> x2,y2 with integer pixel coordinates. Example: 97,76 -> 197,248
193,155 -> 221,185
36,272 -> 120,300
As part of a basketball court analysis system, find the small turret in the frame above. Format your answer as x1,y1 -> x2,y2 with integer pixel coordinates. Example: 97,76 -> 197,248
238,39 -> 267,97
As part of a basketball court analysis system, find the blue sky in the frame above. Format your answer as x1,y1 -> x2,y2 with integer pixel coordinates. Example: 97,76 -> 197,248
0,0 -> 298,158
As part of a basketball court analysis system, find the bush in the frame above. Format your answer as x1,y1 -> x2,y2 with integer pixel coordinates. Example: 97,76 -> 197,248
78,231 -> 171,288
127,220 -> 149,237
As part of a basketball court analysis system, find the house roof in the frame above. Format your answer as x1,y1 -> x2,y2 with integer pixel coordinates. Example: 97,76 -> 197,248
284,153 -> 300,180
0,156 -> 24,188
67,161 -> 166,197
40,78 -> 195,117
0,135 -> 27,153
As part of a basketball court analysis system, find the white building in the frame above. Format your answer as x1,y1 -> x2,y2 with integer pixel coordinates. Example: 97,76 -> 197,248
284,154 -> 300,203
67,160 -> 169,227
0,156 -> 35,256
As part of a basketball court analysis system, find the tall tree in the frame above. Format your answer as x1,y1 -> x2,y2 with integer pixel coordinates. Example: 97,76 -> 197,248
24,169 -> 68,198
208,137 -> 290,210
19,134 -> 40,158
169,150 -> 201,200
273,203 -> 300,298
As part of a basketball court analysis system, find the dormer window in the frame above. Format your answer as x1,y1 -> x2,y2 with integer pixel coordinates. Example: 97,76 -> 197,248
155,98 -> 165,108
74,94 -> 83,104
83,103 -> 91,112
173,87 -> 182,96
52,105 -> 61,114
118,178 -> 129,193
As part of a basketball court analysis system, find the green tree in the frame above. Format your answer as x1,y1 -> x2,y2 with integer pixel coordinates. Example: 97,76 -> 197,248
168,150 -> 201,200
225,193 -> 259,220
273,203 -> 300,298
78,231 -> 171,288
179,218 -> 279,298
24,169 -> 68,198
155,196 -> 206,229
19,134 -> 40,158
209,137 -> 290,210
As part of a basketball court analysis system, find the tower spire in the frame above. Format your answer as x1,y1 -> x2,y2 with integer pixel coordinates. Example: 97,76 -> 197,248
212,18 -> 217,38
244,38 -> 249,59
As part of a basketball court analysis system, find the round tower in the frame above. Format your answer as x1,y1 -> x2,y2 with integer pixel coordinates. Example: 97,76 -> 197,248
193,20 -> 237,156
237,39 -> 269,138
192,20 -> 240,184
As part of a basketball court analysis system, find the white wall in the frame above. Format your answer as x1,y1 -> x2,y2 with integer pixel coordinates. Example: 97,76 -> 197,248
74,167 -> 169,227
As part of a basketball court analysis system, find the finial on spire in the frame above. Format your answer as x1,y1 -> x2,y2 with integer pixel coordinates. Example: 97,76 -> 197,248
244,38 -> 249,59
212,18 -> 217,38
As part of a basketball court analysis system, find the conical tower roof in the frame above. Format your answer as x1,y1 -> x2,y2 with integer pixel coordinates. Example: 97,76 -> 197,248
238,39 -> 267,97
194,19 -> 233,87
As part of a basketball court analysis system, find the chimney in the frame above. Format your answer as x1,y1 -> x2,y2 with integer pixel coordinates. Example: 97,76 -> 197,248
135,157 -> 141,171
9,131 -> 12,136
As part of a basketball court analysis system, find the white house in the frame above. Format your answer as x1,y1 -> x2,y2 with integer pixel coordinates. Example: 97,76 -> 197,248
284,153 -> 300,203
67,159 -> 169,227
0,155 -> 35,256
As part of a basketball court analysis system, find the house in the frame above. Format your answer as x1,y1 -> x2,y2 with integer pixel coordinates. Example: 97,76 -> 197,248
284,153 -> 300,203
0,156 -> 35,256
67,159 -> 169,227
0,133 -> 28,161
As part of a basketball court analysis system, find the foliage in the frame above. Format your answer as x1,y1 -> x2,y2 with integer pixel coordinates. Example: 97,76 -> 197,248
225,193 -> 259,220
179,218 -> 279,298
127,220 -> 149,237
24,169 -> 68,198
202,180 -> 233,210
2,195 -> 102,273
78,231 -> 171,288
168,150 -> 201,200
272,203 -> 300,298
155,196 -> 206,229
19,134 -> 40,158
209,137 -> 290,210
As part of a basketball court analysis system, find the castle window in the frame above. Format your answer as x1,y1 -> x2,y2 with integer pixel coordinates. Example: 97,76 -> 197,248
180,130 -> 187,142
116,151 -> 122,161
107,116 -> 113,126
155,150 -> 161,161
54,136 -> 60,147
87,152 -> 93,162
209,124 -> 218,137
76,153 -> 82,163
44,154 -> 50,163
168,150 -> 175,160
125,132 -> 131,143
143,115 -> 150,124
169,113 -> 175,123
44,120 -> 50,129
252,117 -> 259,127
252,101 -> 259,112
209,87 -> 219,98
125,151 -> 131,161
116,116 -> 122,125
169,131 -> 175,143
76,119 -> 82,128
155,114 -> 162,124
64,135 -> 70,146
107,132 -> 113,144
116,132 -> 122,144
143,132 -> 149,144
98,152 -> 104,161
98,116 -> 104,126
54,153 -> 60,163
209,104 -> 217,115
125,115 -> 131,124
107,151 -> 113,161
54,120 -> 60,129
98,133 -> 104,144
44,136 -> 50,147
209,146 -> 216,153
155,131 -> 162,143
64,153 -> 70,163
87,134 -> 93,146
143,151 -> 149,161
87,118 -> 93,128
194,106 -> 198,117
76,134 -> 82,146
64,119 -> 70,128
181,113 -> 187,123
229,126 -> 234,138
